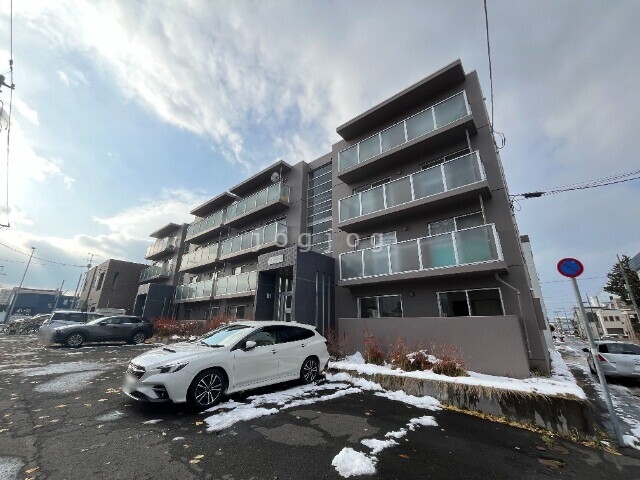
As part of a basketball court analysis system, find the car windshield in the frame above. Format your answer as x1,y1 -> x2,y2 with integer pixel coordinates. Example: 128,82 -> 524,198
200,324 -> 252,347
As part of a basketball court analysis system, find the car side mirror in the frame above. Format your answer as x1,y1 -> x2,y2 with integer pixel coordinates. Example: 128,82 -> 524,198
582,348 -> 589,353
244,340 -> 257,350
99,321 -> 107,326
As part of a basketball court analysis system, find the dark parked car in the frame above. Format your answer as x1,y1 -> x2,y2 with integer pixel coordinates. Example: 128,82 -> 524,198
39,315 -> 153,348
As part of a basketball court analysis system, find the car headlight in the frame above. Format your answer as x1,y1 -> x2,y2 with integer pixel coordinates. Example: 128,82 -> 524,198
157,362 -> 188,374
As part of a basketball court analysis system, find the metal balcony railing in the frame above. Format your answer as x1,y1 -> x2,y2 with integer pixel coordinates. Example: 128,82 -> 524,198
339,151 -> 485,222
225,183 -> 290,222
175,279 -> 214,301
145,237 -> 176,259
179,243 -> 219,271
186,209 -> 224,241
140,263 -> 172,282
215,271 -> 258,296
220,221 -> 287,258
338,91 -> 471,172
340,224 -> 502,281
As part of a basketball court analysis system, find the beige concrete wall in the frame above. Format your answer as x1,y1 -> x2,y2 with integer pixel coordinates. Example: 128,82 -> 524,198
337,315 -> 531,378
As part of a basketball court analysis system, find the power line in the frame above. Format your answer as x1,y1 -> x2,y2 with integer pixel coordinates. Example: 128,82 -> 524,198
483,0 -> 494,132
0,241 -> 87,267
511,168 -> 640,200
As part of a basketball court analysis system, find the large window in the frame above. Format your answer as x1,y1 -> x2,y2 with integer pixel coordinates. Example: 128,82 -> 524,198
358,295 -> 403,318
307,162 -> 333,253
438,288 -> 504,317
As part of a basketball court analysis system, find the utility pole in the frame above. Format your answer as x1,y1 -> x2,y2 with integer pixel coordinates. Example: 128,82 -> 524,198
617,254 -> 640,328
53,280 -> 65,310
72,272 -> 84,309
6,247 -> 35,321
81,253 -> 98,312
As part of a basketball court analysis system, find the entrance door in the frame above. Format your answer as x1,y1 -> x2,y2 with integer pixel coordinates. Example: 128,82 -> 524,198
277,292 -> 292,322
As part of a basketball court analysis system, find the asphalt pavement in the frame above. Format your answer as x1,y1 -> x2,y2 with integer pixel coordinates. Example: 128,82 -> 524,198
1,334 -> 640,480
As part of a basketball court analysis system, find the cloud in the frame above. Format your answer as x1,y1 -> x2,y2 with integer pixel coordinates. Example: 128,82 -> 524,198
12,99 -> 39,126
57,68 -> 88,88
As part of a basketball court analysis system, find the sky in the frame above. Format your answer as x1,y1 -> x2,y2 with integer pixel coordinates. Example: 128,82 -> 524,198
0,0 -> 638,319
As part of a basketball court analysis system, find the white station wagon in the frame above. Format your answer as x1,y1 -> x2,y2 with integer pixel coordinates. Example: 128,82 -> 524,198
122,321 -> 330,409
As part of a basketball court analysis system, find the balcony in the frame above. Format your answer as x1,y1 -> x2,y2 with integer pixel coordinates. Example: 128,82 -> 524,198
338,151 -> 489,232
215,271 -> 257,299
185,209 -> 225,243
339,224 -> 506,286
145,236 -> 177,260
220,221 -> 288,261
225,183 -> 291,228
140,263 -> 172,283
175,279 -> 214,303
179,243 -> 219,272
337,91 -> 476,183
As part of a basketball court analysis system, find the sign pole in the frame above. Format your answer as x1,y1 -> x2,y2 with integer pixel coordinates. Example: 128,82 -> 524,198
570,277 -> 624,446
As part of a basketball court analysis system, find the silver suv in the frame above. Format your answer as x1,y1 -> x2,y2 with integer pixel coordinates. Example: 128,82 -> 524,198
41,310 -> 104,327
584,341 -> 640,379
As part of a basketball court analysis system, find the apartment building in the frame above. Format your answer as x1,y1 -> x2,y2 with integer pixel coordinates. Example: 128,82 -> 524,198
133,223 -> 188,319
172,160 -> 334,324
79,259 -> 145,313
575,299 -> 637,340
143,59 -> 550,377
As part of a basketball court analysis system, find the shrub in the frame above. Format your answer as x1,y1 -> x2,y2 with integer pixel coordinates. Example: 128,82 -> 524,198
389,334 -> 411,371
430,343 -> 467,377
406,349 -> 435,372
204,313 -> 234,334
153,318 -> 206,337
325,328 -> 347,360
363,327 -> 385,365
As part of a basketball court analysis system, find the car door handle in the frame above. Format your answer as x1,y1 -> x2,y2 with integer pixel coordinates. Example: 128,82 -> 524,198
300,344 -> 306,348
271,349 -> 277,354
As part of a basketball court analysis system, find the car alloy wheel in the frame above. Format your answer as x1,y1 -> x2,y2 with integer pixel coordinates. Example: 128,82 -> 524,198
131,332 -> 146,345
188,369 -> 226,409
301,357 -> 319,384
65,333 -> 84,348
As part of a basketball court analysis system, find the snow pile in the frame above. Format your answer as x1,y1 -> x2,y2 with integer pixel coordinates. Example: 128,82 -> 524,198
331,448 -> 377,477
345,352 -> 365,364
205,405 -> 279,432
331,351 -> 586,399
333,413 -> 440,477
96,411 -> 124,422
326,372 -> 384,392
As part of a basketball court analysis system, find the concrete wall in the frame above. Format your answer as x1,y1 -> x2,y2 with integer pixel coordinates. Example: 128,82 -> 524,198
337,315 -> 531,378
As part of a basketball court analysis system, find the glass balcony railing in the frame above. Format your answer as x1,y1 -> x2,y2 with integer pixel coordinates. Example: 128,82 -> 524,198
340,224 -> 502,281
215,271 -> 258,297
220,221 -> 287,258
145,237 -> 176,259
225,183 -> 290,222
339,151 -> 485,223
186,209 -> 224,241
338,91 -> 471,172
175,279 -> 214,302
179,243 -> 219,271
140,263 -> 172,282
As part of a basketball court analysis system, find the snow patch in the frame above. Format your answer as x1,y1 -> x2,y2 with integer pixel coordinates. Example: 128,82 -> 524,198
361,438 -> 398,454
0,456 -> 24,480
375,390 -> 441,411
409,416 -> 438,429
345,352 -> 365,364
21,361 -> 105,377
205,406 -> 278,432
331,448 -> 377,477
142,419 -> 163,424
623,435 -> 640,450
34,370 -> 103,393
172,437 -> 185,441
96,411 -> 124,422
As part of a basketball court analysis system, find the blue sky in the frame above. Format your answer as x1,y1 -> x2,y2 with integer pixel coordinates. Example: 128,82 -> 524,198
0,0 -> 638,319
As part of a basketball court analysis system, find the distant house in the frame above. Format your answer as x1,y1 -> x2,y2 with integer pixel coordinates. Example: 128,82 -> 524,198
3,287 -> 74,321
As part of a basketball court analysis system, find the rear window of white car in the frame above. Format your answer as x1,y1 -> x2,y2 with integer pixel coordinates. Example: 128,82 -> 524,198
599,343 -> 640,355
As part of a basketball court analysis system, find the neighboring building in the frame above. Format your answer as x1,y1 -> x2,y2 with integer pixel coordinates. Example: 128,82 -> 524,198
78,259 -> 146,313
4,287 -> 74,320
550,316 -> 576,335
133,223 -> 188,320
520,235 -> 553,348
144,59 -> 550,377
629,252 -> 640,276
575,301 -> 636,340
0,288 -> 13,306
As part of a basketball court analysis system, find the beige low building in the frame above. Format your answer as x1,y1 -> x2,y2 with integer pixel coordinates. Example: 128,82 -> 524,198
575,299 -> 637,341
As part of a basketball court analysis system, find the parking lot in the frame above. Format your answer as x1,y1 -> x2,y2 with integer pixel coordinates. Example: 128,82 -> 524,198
1,334 -> 639,480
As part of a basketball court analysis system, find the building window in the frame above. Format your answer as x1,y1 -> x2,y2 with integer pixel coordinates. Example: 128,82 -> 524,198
355,232 -> 397,251
228,305 -> 246,319
95,272 -> 105,290
438,288 -> 504,317
421,147 -> 471,170
112,272 -> 120,288
357,295 -> 403,318
307,162 -> 333,254
428,211 -> 484,236
353,177 -> 391,195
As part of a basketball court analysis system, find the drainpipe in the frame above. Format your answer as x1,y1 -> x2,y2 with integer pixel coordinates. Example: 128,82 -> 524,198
494,273 -> 531,357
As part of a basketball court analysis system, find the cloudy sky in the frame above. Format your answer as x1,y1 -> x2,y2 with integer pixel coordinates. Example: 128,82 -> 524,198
0,0 -> 638,318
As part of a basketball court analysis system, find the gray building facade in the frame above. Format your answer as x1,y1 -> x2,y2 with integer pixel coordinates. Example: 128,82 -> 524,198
144,60 -> 550,377
134,223 -> 188,320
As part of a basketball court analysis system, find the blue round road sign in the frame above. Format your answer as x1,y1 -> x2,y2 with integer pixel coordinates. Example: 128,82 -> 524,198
557,258 -> 584,278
